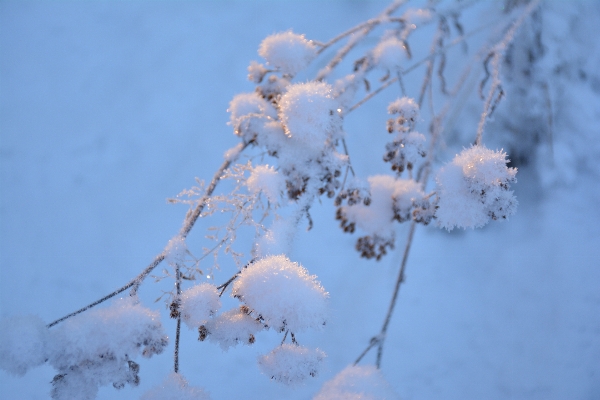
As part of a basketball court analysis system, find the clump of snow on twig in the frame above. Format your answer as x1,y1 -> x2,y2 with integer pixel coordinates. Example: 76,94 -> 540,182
247,164 -> 286,204
342,175 -> 425,238
179,283 -> 221,329
203,308 -> 264,351
435,145 -> 517,230
0,315 -> 50,376
258,31 -> 317,75
278,81 -> 342,153
258,344 -> 325,385
373,36 -> 407,70
140,373 -> 211,400
232,255 -> 328,332
313,365 -> 400,400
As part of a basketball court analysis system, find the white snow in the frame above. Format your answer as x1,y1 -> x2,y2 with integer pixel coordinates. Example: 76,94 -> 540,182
140,373 -> 211,400
313,365 -> 399,400
204,307 -> 264,351
232,255 -> 328,332
258,344 -> 325,385
372,37 -> 407,70
0,315 -> 49,376
258,31 -> 317,76
179,283 -> 221,329
246,164 -> 285,204
435,145 -> 517,230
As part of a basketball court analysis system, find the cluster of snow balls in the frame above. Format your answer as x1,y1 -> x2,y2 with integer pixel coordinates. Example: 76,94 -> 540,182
203,308 -> 264,351
0,315 -> 50,376
48,297 -> 168,399
258,344 -> 325,385
384,97 -> 426,172
314,365 -> 400,400
341,175 -> 426,239
435,145 -> 518,230
246,164 -> 286,204
232,255 -> 328,332
141,373 -> 211,400
179,283 -> 221,329
372,36 -> 407,70
258,31 -> 317,76
228,92 -> 278,143
278,81 -> 342,154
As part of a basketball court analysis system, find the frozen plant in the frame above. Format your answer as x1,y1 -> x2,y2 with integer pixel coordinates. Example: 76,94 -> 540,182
2,0 -> 549,398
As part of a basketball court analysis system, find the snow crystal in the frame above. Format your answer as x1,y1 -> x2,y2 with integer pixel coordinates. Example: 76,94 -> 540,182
179,283 -> 221,329
373,37 -> 407,70
278,81 -> 342,153
258,344 -> 325,385
435,145 -> 518,230
47,297 -> 167,399
141,373 -> 211,400
258,31 -> 317,75
204,308 -> 264,351
247,164 -> 285,204
232,255 -> 328,332
342,175 -> 425,238
0,315 -> 49,376
313,365 -> 400,400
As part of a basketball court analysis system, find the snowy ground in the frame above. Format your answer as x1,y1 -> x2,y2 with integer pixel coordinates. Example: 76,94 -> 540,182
1,1 -> 599,399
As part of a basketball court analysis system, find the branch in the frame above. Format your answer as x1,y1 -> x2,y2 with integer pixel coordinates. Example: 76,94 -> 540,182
46,141 -> 250,328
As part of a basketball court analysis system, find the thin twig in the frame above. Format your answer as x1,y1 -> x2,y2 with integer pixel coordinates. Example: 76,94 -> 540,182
47,142 -> 249,328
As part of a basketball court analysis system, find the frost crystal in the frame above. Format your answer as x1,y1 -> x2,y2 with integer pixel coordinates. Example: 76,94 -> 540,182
204,308 -> 263,350
373,37 -> 407,70
0,315 -> 49,376
278,82 -> 341,153
141,373 -> 211,400
258,31 -> 317,75
313,365 -> 400,400
342,175 -> 425,238
247,164 -> 285,204
180,283 -> 221,329
435,145 -> 517,230
258,344 -> 325,385
232,255 -> 328,332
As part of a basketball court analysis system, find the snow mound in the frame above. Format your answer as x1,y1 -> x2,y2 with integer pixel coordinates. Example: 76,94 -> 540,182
313,365 -> 400,400
141,373 -> 211,400
258,344 -> 325,385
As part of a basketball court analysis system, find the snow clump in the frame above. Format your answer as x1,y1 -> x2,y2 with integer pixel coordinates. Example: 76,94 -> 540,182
247,164 -> 286,204
0,315 -> 50,376
179,283 -> 221,329
314,365 -> 400,400
228,92 -> 278,143
388,96 -> 419,123
278,81 -> 342,153
373,36 -> 407,70
232,255 -> 328,332
435,145 -> 517,230
141,373 -> 211,400
258,31 -> 317,75
342,175 -> 425,238
258,344 -> 325,385
203,308 -> 264,350
48,297 -> 167,399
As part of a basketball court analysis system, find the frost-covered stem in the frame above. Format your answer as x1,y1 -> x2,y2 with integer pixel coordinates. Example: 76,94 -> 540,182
174,263 -> 182,373
475,0 -> 540,145
179,142 -> 249,238
354,336 -> 380,366
376,221 -> 417,368
46,252 -> 165,328
315,0 -> 407,81
347,22 -> 491,115
47,142 -> 248,328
